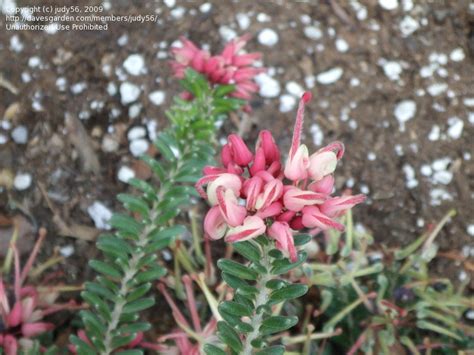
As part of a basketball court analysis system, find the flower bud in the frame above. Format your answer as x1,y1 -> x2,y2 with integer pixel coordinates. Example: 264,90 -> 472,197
206,173 -> 242,205
284,144 -> 309,181
228,134 -> 253,166
308,175 -> 334,195
204,206 -> 228,240
268,222 -> 297,262
308,151 -> 338,182
242,176 -> 263,210
283,187 -> 327,212
255,179 -> 283,211
225,216 -> 266,243
256,130 -> 280,164
302,206 -> 344,231
320,194 -> 366,218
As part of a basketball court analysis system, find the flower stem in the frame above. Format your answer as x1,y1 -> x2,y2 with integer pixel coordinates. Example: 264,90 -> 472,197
242,243 -> 274,355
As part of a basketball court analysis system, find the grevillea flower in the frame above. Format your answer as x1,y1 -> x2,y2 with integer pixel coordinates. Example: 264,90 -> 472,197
170,35 -> 264,106
196,92 -> 365,262
1,229 -> 78,354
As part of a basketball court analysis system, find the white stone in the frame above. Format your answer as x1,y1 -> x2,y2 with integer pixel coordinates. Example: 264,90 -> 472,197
129,104 -> 142,118
129,138 -> 149,157
420,165 -> 432,176
60,245 -> 75,257
118,166 -> 135,183
170,7 -> 185,19
467,224 -> 474,236
304,26 -> 323,40
400,16 -> 419,36
310,124 -> 324,146
28,56 -> 41,68
236,13 -> 250,30
199,2 -> 212,12
127,126 -> 147,141
316,67 -> 343,85
257,13 -> 270,22
87,201 -> 113,230
0,134 -> 7,144
71,82 -> 87,94
117,34 -> 128,46
403,164 -> 418,189
463,98 -> 474,107
149,90 -> 166,106
447,117 -> 464,140
367,152 -> 376,161
164,0 -> 175,7
11,125 -> 28,144
219,26 -> 237,42
107,82 -> 117,96
279,95 -> 296,112
432,170 -> 453,185
402,0 -> 414,11
255,73 -> 280,98
383,61 -> 403,81
10,35 -> 23,52
258,28 -> 279,46
428,125 -> 440,141
123,54 -> 146,76
335,38 -> 349,52
450,48 -> 465,62
285,81 -> 304,97
379,0 -> 398,10
432,157 -> 451,172
120,82 -> 141,105
427,83 -> 448,96
102,136 -> 119,152
394,100 -> 416,131
13,173 -> 32,190
430,188 -> 452,205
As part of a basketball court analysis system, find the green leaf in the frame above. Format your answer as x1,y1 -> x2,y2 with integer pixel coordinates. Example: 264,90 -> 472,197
111,334 -> 136,350
203,343 -> 227,355
80,310 -> 106,335
81,291 -> 111,321
265,279 -> 288,290
127,283 -> 152,302
133,266 -> 166,283
293,234 -> 311,246
109,214 -> 143,236
85,281 -> 116,300
260,316 -> 298,335
217,321 -> 243,353
118,322 -> 151,335
214,84 -> 236,98
269,284 -> 308,303
219,301 -> 253,317
115,350 -> 143,355
217,259 -> 258,280
222,272 -> 250,290
233,241 -> 261,262
256,345 -> 286,355
140,155 -> 166,181
69,335 -> 97,353
154,134 -> 177,161
117,194 -> 149,216
123,297 -> 155,313
271,251 -> 307,275
127,178 -> 156,196
89,260 -> 122,278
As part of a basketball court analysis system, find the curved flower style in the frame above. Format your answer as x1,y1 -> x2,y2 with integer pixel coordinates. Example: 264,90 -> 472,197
170,35 -> 264,103
196,92 -> 365,262
158,276 -> 218,355
0,229 -> 77,354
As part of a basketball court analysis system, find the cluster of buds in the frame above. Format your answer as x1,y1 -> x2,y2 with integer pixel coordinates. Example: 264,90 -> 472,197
170,34 -> 264,102
1,229 -> 76,354
196,92 -> 365,261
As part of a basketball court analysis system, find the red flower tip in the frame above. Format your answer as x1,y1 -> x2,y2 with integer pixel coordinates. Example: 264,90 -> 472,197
302,91 -> 312,103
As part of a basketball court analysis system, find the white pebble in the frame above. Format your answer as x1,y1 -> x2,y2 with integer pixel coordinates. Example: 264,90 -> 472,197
117,34 -> 128,46
379,0 -> 398,10
255,73 -> 280,98
383,61 -> 403,81
87,201 -> 113,230
367,152 -> 376,161
199,2 -> 212,13
149,90 -> 166,106
335,38 -> 349,52
304,26 -> 322,40
427,83 -> 448,96
10,34 -> 23,52
432,170 -> 453,185
420,165 -> 432,176
285,81 -> 304,97
123,54 -> 146,76
310,124 -> 324,146
120,82 -> 141,105
403,164 -> 418,189
60,245 -> 75,257
463,98 -> 474,107
432,157 -> 451,172
28,56 -> 41,68
258,28 -> 279,46
0,134 -> 7,144
430,188 -> 452,205
279,94 -> 296,112
236,13 -> 250,30
102,136 -> 119,153
129,138 -> 149,157
164,0 -> 175,7
219,26 -> 237,42
428,125 -> 440,141
11,125 -> 28,144
400,16 -> 419,36
394,100 -> 416,131
450,48 -> 465,62
467,224 -> 474,237
118,166 -> 135,183
14,173 -> 32,190
447,117 -> 464,139
316,67 -> 343,85
127,126 -> 147,141
71,82 -> 87,94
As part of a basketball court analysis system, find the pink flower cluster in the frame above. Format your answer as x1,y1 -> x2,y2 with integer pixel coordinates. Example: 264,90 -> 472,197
196,93 -> 365,262
170,34 -> 264,101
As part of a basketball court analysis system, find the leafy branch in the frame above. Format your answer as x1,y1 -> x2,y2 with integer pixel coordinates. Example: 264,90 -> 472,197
71,69 -> 243,355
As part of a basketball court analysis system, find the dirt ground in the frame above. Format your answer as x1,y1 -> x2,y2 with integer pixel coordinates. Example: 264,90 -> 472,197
0,0 -> 473,334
